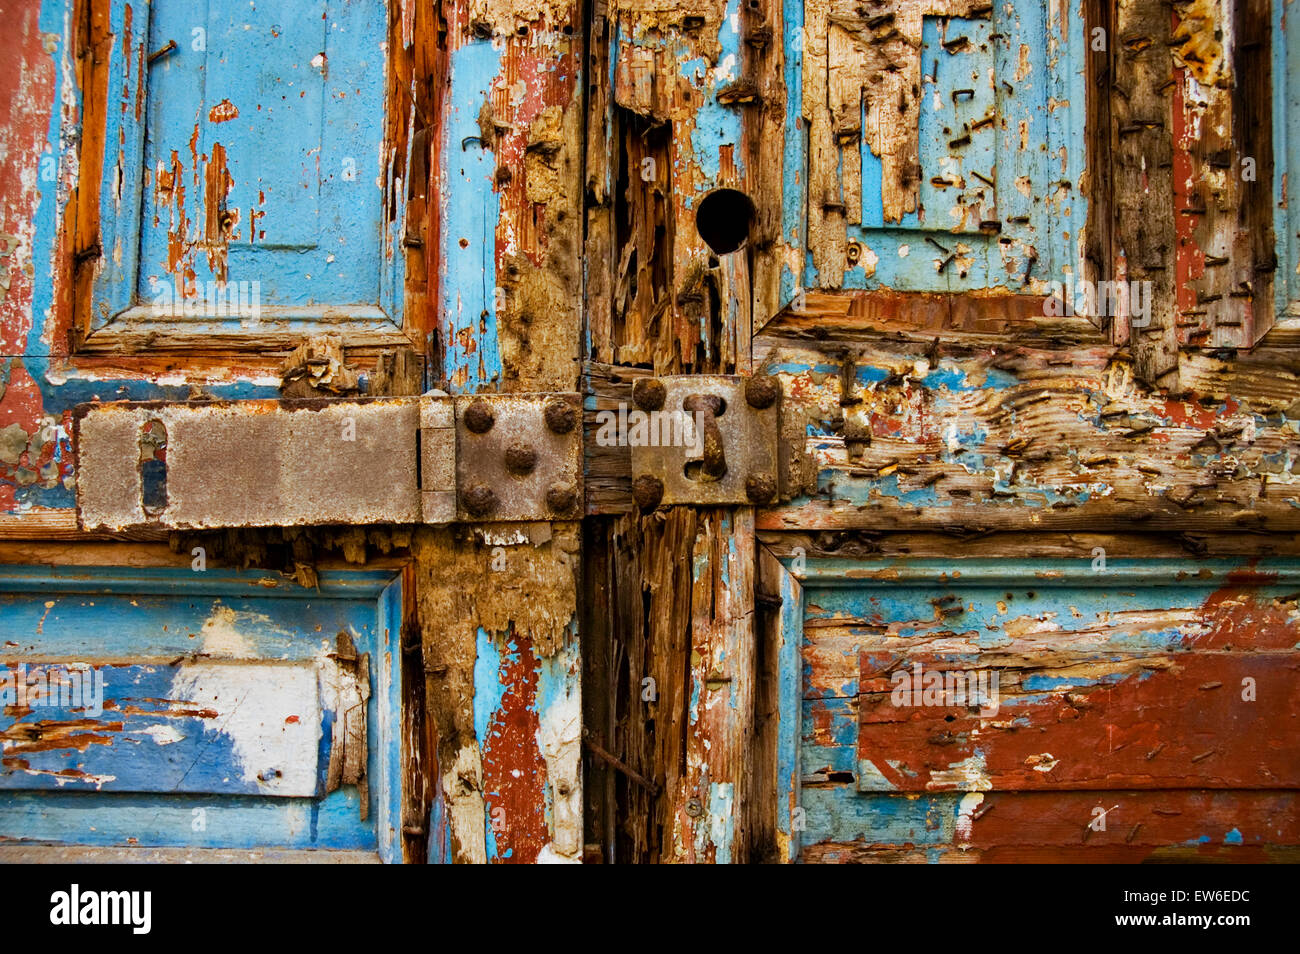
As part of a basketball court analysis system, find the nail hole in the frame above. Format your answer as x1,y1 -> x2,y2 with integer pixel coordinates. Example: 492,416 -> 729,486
695,188 -> 756,255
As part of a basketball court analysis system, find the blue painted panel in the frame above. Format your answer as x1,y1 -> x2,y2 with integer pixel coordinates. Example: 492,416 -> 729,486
374,576 -> 403,864
0,566 -> 402,857
90,0 -> 151,321
0,661 -> 326,795
0,790 -> 375,852
915,18 -> 996,236
774,563 -> 803,861
101,0 -> 393,325
787,0 -> 1085,297
440,38 -> 503,393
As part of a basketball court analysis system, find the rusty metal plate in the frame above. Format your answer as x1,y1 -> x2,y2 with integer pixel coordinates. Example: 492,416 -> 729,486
75,399 -> 423,530
628,375 -> 780,507
455,393 -> 583,522
420,396 -> 457,524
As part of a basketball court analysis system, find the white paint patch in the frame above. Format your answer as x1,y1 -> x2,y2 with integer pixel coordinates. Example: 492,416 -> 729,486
535,671 -> 582,859
1027,752 -> 1059,773
536,843 -> 581,864
479,526 -> 531,546
928,752 -> 992,791
197,604 -> 287,658
858,245 -> 879,277
709,782 -> 735,855
714,53 -> 737,85
855,758 -> 898,791
134,724 -> 185,746
442,744 -> 487,864
898,244 -> 910,258
169,661 -> 321,794
956,792 -> 985,841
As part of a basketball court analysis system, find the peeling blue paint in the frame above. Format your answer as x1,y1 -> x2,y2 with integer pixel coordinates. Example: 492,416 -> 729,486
0,565 -> 402,856
441,39 -> 504,393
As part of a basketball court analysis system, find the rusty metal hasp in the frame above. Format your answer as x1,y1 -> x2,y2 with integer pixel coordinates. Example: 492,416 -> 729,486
627,374 -> 780,508
74,394 -> 582,530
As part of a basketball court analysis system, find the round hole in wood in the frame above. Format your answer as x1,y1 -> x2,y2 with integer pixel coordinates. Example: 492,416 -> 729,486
695,188 -> 755,256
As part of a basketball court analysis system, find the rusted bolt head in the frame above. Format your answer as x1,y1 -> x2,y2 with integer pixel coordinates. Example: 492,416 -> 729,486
632,377 -> 666,412
504,442 -> 538,476
544,397 -> 577,434
847,241 -> 862,264
632,474 -> 665,512
462,485 -> 498,517
685,797 -> 704,818
464,399 -> 495,434
745,473 -> 777,504
546,481 -> 578,514
745,374 -> 779,410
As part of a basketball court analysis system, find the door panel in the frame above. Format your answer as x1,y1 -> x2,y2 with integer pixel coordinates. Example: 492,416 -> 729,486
794,556 -> 1300,861
0,565 -> 403,860
133,0 -> 387,313
799,0 -> 1083,297
0,660 -> 324,795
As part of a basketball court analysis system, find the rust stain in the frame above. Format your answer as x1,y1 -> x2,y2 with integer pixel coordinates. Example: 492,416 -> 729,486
208,98 -> 239,123
202,141 -> 233,283
1170,0 -> 1229,86
481,632 -> 549,862
1,719 -> 124,755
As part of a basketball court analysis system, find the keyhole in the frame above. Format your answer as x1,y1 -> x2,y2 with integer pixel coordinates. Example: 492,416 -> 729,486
695,188 -> 756,255
139,418 -> 168,516
682,394 -> 728,482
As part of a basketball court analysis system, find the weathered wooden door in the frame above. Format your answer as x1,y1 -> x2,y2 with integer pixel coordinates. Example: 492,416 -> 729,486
2,0 -> 585,863
770,550 -> 1300,861
582,0 -> 1300,864
7,0 -> 1300,865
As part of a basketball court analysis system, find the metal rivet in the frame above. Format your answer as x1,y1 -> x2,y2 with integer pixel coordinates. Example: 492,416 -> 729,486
685,797 -> 704,817
504,442 -> 537,476
745,473 -> 776,504
546,481 -> 577,514
632,377 -> 666,412
544,397 -> 577,434
463,485 -> 498,517
464,400 -> 495,434
744,374 -> 779,410
632,474 -> 665,511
